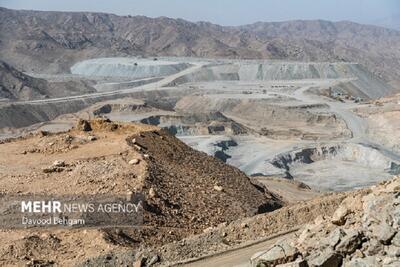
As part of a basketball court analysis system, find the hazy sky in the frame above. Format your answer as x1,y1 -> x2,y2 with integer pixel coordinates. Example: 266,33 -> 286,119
1,0 -> 399,26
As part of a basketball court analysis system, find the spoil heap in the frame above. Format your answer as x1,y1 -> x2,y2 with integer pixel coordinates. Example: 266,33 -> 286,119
127,130 -> 282,230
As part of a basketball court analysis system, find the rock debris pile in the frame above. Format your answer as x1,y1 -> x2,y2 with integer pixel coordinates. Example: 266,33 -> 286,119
252,176 -> 400,267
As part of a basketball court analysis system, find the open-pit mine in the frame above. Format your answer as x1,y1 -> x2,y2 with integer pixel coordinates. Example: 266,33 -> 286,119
2,57 -> 398,191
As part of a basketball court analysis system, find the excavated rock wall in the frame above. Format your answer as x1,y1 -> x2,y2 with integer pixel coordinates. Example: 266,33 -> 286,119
169,62 -> 394,99
71,58 -> 191,79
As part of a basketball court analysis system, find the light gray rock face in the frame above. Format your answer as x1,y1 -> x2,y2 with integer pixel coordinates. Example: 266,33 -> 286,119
307,248 -> 342,267
251,177 -> 400,267
71,58 -> 191,79
170,62 -> 396,99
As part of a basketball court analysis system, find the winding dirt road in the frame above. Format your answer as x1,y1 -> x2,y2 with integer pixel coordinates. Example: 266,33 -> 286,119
172,230 -> 298,267
10,63 -> 205,105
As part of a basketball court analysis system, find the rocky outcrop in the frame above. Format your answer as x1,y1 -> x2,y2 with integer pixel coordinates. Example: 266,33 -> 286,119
252,176 -> 400,267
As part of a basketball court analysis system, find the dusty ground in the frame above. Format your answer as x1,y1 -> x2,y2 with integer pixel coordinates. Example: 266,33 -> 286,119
0,120 -> 154,195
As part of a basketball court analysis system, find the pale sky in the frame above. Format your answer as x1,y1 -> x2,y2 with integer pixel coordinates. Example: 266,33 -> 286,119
0,0 -> 399,26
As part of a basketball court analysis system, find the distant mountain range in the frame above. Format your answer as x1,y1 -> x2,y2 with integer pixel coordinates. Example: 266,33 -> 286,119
0,7 -> 400,86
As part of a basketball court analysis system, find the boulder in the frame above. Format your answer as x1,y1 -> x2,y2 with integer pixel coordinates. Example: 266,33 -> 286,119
307,248 -> 342,267
149,188 -> 157,199
371,222 -> 396,245
252,240 -> 300,267
362,194 -> 388,226
328,228 -> 345,248
146,255 -> 159,266
77,119 -> 92,131
87,135 -> 97,141
214,185 -> 224,192
336,229 -> 363,255
362,239 -> 383,256
52,160 -> 66,167
331,206 -> 349,226
297,227 -> 316,248
129,159 -> 140,165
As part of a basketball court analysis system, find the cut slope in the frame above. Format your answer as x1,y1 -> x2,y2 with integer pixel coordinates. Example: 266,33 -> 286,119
71,57 -> 191,78
168,62 -> 394,99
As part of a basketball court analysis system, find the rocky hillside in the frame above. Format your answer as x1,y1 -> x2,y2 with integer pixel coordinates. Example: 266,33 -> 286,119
0,60 -> 95,100
1,7 -> 400,85
253,176 -> 400,267
0,60 -> 50,100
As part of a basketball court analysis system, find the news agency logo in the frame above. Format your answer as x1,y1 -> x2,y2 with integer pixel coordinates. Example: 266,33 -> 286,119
0,194 -> 144,229
21,201 -> 143,213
